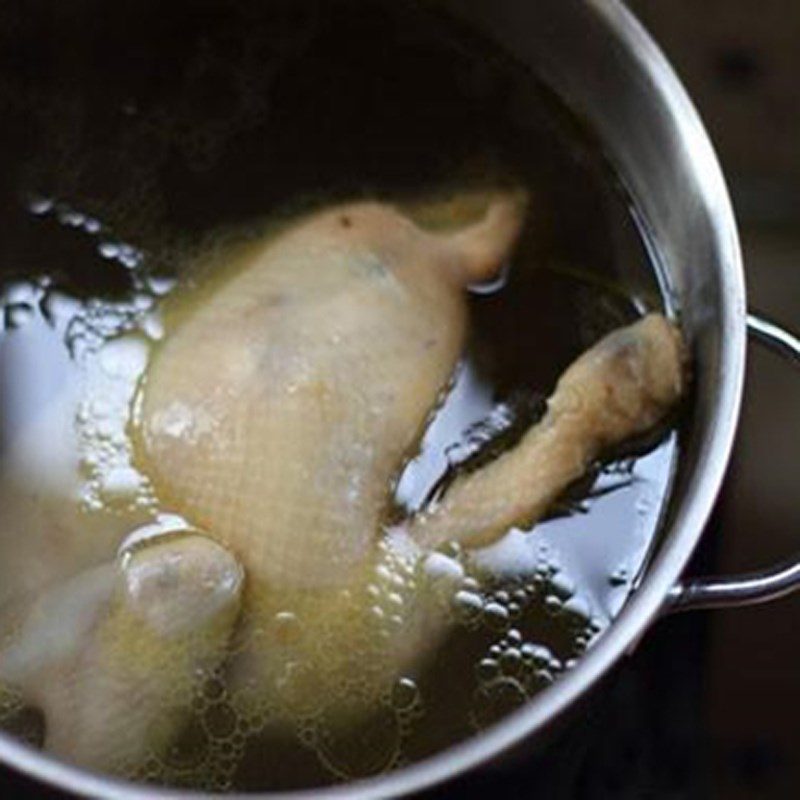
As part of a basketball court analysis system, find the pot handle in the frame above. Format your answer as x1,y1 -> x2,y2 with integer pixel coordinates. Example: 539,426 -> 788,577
666,313 -> 800,613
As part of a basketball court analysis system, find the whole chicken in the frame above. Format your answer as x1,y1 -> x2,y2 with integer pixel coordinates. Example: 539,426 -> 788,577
0,191 -> 686,780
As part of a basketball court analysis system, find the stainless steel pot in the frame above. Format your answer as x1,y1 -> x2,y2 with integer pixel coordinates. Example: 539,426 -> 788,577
1,0 -> 798,797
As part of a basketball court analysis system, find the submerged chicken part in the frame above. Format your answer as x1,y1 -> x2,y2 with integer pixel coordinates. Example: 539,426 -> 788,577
0,191 -> 687,781
137,194 -> 528,590
409,313 -> 685,549
133,194 -> 684,728
0,534 -> 242,771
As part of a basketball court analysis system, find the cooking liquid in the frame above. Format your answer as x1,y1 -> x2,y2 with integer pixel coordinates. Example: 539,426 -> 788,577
0,0 -> 676,791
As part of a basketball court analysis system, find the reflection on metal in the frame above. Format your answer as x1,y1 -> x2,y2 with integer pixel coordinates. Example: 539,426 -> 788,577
667,313 -> 800,613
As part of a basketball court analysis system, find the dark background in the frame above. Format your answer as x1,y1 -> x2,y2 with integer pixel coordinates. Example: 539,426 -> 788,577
630,2 -> 800,797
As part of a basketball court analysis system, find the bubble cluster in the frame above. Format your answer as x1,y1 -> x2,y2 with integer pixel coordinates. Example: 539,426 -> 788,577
0,243 -> 162,524
117,673 -> 247,792
463,562 -> 603,733
76,334 -> 155,516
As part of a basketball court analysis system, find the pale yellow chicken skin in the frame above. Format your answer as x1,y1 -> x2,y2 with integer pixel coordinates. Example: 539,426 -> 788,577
0,193 -> 686,779
137,195 -> 528,590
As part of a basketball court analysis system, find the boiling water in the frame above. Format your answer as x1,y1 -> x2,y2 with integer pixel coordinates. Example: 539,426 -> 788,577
0,0 -> 677,791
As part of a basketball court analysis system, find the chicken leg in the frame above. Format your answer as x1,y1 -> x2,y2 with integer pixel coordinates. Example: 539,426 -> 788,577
0,534 -> 243,772
409,313 -> 686,549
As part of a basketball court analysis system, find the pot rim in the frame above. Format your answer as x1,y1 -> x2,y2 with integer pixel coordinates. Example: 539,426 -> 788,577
0,1 -> 747,797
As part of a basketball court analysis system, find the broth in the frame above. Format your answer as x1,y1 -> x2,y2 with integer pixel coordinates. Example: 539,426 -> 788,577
0,0 -> 677,791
